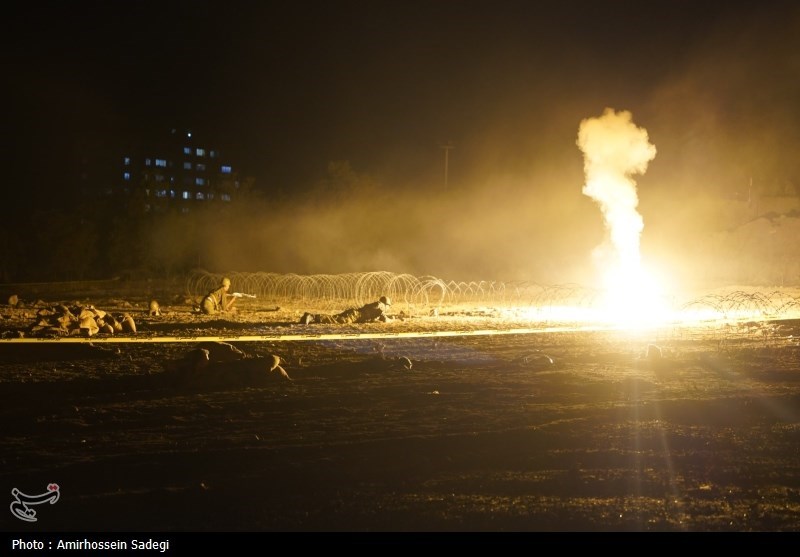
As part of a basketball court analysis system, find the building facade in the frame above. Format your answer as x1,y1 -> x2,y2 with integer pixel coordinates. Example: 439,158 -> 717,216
117,128 -> 240,213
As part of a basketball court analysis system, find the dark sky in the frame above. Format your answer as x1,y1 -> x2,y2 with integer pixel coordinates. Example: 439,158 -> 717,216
5,0 -> 800,283
8,0 -> 795,193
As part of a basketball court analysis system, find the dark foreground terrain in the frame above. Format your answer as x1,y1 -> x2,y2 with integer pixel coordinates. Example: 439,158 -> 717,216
1,297 -> 800,534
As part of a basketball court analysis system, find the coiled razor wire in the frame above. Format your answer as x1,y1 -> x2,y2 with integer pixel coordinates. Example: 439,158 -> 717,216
182,270 -> 591,315
186,270 -> 800,323
679,290 -> 800,321
188,270 -> 451,311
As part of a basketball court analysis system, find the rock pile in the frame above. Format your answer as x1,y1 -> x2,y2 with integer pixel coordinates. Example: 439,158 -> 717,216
27,304 -> 137,338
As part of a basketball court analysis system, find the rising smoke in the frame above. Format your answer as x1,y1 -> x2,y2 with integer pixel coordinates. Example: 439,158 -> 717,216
576,108 -> 657,281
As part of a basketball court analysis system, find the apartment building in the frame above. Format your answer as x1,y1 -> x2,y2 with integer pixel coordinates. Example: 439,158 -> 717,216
117,128 -> 240,213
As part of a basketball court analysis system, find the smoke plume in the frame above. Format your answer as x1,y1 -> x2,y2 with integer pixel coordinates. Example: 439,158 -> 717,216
576,108 -> 657,277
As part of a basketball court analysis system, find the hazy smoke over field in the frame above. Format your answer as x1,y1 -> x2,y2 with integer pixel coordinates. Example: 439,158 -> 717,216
576,108 -> 657,280
139,6 -> 799,288
187,158 -> 599,283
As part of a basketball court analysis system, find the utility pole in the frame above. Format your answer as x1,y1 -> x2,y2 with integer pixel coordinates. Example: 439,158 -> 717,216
441,141 -> 455,189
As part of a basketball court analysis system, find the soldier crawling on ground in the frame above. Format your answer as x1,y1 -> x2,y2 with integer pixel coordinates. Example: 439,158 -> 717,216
299,296 -> 392,325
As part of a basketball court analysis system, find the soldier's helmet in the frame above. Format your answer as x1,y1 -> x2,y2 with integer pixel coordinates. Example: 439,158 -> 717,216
379,296 -> 391,306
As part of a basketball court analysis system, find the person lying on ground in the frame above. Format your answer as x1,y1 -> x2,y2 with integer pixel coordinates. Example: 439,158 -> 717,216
299,296 -> 393,324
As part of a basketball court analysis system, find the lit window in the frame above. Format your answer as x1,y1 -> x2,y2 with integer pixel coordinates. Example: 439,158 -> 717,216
123,157 -> 131,165
210,150 -> 216,158
183,162 -> 192,170
207,192 -> 215,200
182,191 -> 191,200
196,148 -> 205,157
183,147 -> 191,155
145,158 -> 151,166
196,163 -> 206,172
221,194 -> 231,202
195,177 -> 205,186
196,192 -> 205,200
123,172 -> 131,181
155,159 -> 167,167
221,165 -> 232,174
170,190 -> 176,198
156,190 -> 168,198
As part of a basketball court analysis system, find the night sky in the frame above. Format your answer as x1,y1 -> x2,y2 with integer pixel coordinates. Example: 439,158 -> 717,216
6,0 -> 800,283
9,0 -> 793,190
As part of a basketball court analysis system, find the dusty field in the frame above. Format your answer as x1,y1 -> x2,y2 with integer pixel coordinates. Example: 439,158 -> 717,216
1,293 -> 800,534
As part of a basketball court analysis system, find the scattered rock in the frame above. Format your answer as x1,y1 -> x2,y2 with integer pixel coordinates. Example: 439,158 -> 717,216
171,344 -> 293,387
266,354 -> 292,380
515,351 -> 555,370
390,356 -> 413,371
186,348 -> 211,372
196,341 -> 246,362
121,314 -> 136,333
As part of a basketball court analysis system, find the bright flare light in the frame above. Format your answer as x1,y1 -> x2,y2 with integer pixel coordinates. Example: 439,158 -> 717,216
577,108 -> 669,327
597,263 -> 672,326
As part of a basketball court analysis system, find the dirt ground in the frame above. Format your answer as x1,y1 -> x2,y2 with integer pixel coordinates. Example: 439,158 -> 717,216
1,293 -> 800,534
